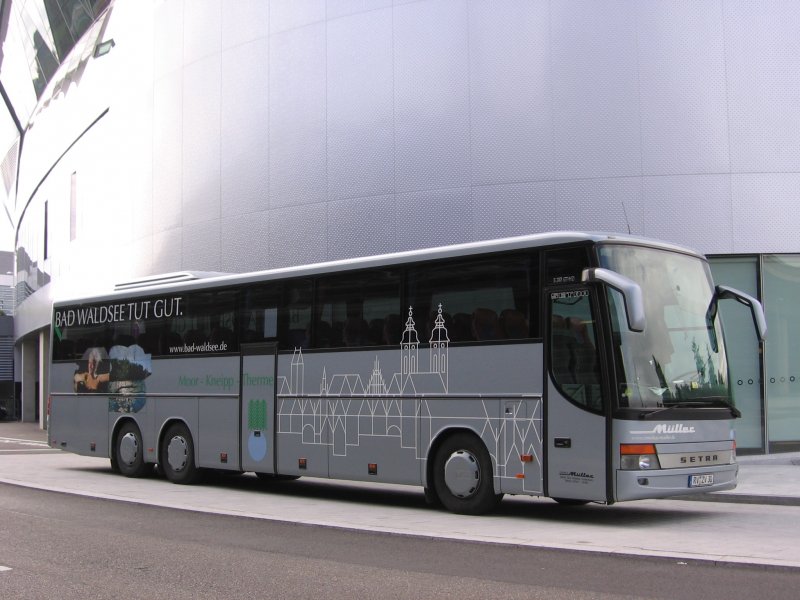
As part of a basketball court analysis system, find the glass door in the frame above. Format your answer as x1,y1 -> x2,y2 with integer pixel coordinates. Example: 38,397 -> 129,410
709,257 -> 764,452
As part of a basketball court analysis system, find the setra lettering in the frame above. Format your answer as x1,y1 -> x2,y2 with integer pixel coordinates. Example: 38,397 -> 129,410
680,454 -> 719,464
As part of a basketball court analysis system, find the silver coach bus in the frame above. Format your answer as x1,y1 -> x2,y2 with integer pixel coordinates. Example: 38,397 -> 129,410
47,232 -> 766,514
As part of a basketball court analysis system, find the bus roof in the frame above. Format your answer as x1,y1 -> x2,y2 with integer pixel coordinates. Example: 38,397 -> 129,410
52,231 -> 702,306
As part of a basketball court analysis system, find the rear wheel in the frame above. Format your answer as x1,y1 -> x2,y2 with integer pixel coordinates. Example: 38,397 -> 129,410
114,421 -> 149,478
432,432 -> 503,515
160,423 -> 201,484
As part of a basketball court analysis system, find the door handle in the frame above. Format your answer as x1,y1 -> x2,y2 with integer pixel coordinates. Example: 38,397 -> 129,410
554,437 -> 572,448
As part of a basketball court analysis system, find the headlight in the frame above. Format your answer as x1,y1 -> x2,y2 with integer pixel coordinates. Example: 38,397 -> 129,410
620,444 -> 661,470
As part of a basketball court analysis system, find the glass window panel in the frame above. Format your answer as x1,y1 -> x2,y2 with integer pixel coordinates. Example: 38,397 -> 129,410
16,3 -> 60,94
408,254 -> 531,343
545,246 -> 590,286
709,257 -> 763,451
315,269 -> 401,348
240,283 -> 281,344
43,0 -> 76,60
549,290 -> 603,411
762,255 -> 800,450
599,245 -> 730,410
283,279 -> 312,350
6,0 -> 111,101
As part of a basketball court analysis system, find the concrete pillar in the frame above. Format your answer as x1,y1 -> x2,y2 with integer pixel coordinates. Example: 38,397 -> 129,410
20,337 -> 37,423
38,330 -> 49,430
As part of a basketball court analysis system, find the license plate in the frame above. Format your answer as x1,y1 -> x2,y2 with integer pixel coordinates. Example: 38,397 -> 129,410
689,474 -> 714,488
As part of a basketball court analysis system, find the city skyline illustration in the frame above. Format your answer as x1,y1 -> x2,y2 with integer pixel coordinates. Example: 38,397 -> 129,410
274,304 -> 544,492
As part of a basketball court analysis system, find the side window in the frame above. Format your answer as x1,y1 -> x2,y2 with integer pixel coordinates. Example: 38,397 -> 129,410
134,296 -> 186,356
545,246 -> 590,286
282,279 -> 313,350
240,283 -> 281,344
52,314 -> 113,361
549,290 -> 603,411
53,290 -> 240,361
408,254 -> 531,343
315,269 -> 401,348
171,290 -> 238,353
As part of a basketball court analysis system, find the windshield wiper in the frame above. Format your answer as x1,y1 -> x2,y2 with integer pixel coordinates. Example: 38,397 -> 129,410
638,405 -> 682,420
667,398 -> 741,417
638,399 -> 740,419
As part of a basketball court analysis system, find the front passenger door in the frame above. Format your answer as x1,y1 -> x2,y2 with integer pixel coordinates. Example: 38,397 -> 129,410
546,287 -> 607,501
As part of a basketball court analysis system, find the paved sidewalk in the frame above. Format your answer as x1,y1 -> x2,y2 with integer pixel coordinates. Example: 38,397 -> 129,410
2,420 -> 799,505
0,421 -> 46,442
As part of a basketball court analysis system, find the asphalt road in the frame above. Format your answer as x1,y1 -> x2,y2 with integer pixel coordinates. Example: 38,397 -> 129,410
1,483 -> 799,600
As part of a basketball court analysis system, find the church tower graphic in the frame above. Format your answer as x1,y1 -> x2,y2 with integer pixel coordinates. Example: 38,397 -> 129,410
290,348 -> 304,395
400,306 -> 419,382
429,303 -> 450,391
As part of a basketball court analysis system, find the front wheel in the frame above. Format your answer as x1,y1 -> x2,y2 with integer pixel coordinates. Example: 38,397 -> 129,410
432,432 -> 503,515
160,423 -> 201,484
114,421 -> 150,478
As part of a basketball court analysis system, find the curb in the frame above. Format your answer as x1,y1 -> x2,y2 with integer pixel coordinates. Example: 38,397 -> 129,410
673,493 -> 800,507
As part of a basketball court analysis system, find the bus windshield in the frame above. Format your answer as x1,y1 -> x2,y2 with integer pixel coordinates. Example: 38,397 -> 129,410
598,244 -> 731,411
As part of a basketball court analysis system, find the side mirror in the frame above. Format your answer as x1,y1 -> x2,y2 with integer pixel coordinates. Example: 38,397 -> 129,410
582,268 -> 645,332
715,285 -> 767,342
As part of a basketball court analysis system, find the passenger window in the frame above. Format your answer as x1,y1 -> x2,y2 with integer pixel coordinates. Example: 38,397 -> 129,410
315,269 -> 401,348
549,290 -> 603,411
240,284 -> 281,344
172,290 -> 238,353
408,254 -> 532,343
282,279 -> 313,350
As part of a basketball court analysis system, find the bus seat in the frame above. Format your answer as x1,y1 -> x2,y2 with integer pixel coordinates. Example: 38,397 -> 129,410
500,309 -> 528,339
472,308 -> 499,341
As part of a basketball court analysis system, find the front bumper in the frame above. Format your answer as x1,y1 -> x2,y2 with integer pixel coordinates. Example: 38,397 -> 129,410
615,463 -> 738,501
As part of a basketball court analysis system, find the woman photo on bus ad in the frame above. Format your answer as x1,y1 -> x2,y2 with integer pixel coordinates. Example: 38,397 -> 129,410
73,347 -> 110,393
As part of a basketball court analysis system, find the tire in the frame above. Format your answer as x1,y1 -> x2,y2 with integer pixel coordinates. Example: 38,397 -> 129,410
432,432 -> 503,515
423,487 -> 441,507
160,423 -> 201,485
114,421 -> 149,478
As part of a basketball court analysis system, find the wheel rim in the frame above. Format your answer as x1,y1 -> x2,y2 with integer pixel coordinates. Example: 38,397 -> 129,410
119,432 -> 139,466
166,435 -> 189,472
443,450 -> 480,498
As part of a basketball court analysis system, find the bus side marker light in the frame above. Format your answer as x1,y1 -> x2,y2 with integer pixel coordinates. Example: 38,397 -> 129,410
515,473 -> 525,479
368,463 -> 378,475
620,444 -> 656,455
299,458 -> 307,470
520,454 -> 534,463
220,453 -> 228,464
90,443 -> 96,452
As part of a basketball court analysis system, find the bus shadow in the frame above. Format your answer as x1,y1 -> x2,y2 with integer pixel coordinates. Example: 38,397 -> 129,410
203,470 -> 719,527
63,464 -> 721,526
